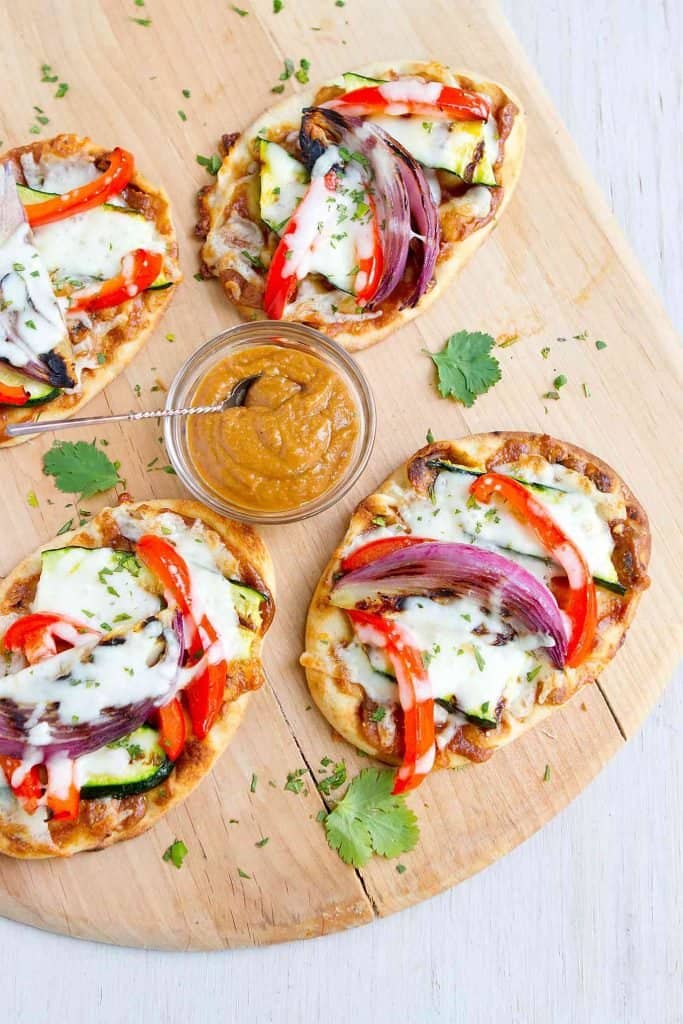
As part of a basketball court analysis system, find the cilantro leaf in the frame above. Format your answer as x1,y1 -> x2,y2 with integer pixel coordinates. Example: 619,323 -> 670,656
427,330 -> 501,407
43,440 -> 121,498
323,769 -> 419,868
162,839 -> 188,869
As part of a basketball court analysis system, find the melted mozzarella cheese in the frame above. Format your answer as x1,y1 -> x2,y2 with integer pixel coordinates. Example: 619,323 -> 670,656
399,468 -> 618,583
0,216 -> 69,367
392,597 -> 544,712
33,205 -> 166,282
32,547 -> 161,628
112,508 -> 243,661
368,114 -> 496,184
20,153 -> 100,195
282,149 -> 378,296
0,618 -> 180,734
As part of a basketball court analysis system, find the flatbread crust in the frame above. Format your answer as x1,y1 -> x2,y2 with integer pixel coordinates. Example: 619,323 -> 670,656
0,498 -> 275,859
0,135 -> 181,447
198,60 -> 525,352
301,433 -> 651,770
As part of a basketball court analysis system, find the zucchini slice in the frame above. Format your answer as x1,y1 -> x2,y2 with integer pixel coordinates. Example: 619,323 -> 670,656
259,139 -> 309,233
0,362 -> 60,406
79,726 -> 173,799
436,695 -> 499,730
228,579 -> 267,631
341,72 -> 385,90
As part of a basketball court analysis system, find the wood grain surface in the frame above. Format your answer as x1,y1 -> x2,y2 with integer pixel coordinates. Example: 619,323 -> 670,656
0,0 -> 681,1002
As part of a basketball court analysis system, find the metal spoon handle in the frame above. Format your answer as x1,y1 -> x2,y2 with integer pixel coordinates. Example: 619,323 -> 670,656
5,403 -> 225,438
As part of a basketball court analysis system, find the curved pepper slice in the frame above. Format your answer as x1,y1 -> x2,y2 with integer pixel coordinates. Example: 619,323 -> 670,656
328,82 -> 491,123
25,147 -> 135,228
341,534 -> 428,573
0,756 -> 43,814
69,249 -> 164,313
264,170 -> 383,318
348,609 -> 435,794
46,760 -> 80,822
0,381 -> 30,407
136,535 -> 227,741
469,472 -> 597,667
3,612 -> 99,665
154,699 -> 186,762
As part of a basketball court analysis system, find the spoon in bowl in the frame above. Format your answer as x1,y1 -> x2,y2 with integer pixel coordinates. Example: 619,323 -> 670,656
5,374 -> 263,439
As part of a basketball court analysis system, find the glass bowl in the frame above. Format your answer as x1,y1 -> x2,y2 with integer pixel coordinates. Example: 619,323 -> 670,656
164,321 -> 376,525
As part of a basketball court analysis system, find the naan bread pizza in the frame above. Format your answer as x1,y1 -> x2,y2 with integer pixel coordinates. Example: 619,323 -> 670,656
302,434 -> 650,792
0,499 -> 274,858
197,60 -> 525,351
0,135 -> 181,446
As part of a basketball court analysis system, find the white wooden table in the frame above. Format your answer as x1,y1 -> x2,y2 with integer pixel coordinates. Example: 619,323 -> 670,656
3,3 -> 681,1020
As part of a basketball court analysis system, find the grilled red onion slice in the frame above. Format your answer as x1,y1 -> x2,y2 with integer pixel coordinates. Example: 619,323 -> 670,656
331,541 -> 568,667
0,615 -> 184,761
299,107 -> 440,308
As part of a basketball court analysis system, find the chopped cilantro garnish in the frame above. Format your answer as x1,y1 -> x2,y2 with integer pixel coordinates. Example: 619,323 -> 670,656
162,839 -> 188,869
196,153 -> 222,175
595,339 -> 607,350
317,760 -> 347,796
284,768 -> 307,794
473,647 -> 486,672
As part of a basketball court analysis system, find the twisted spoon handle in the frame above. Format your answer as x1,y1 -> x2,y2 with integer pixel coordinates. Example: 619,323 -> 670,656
5,402 -> 225,438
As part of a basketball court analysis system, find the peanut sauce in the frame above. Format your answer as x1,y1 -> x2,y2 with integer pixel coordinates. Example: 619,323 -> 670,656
187,344 -> 359,513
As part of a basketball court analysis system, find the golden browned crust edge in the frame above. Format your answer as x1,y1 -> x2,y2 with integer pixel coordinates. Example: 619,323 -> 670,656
301,432 -> 651,769
0,498 -> 275,858
0,135 -> 181,448
199,60 -> 526,352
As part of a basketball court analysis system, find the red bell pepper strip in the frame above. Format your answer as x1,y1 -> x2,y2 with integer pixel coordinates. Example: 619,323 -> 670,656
0,381 -> 30,407
135,534 -> 201,659
469,473 -> 598,667
328,82 -> 491,123
136,535 -> 227,740
3,612 -> 99,665
25,148 -> 135,228
4,612 -> 99,662
46,761 -> 80,822
341,535 -> 427,573
264,174 -> 337,319
184,657 -> 227,741
0,756 -> 43,814
154,698 -> 186,761
69,249 -> 163,313
264,171 -> 383,318
348,609 -> 435,794
353,195 -> 384,307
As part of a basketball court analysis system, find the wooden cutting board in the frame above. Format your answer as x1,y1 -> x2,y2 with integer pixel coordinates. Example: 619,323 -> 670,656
0,0 -> 680,950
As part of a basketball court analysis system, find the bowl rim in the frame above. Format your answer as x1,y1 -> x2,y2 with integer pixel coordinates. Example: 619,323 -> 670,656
163,320 -> 377,525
